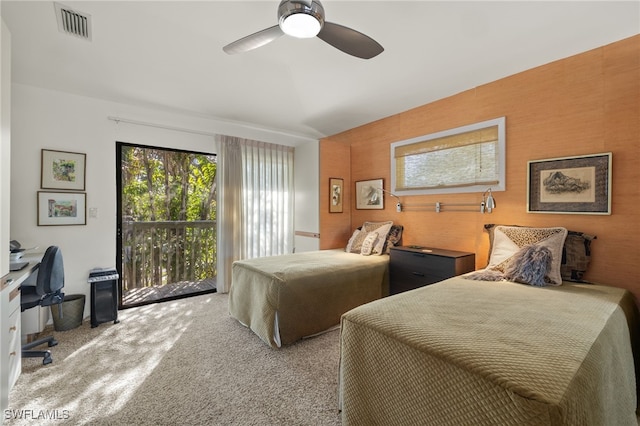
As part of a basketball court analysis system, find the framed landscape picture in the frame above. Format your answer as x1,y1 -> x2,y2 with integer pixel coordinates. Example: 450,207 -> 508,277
527,152 -> 611,215
38,191 -> 87,226
41,149 -> 86,191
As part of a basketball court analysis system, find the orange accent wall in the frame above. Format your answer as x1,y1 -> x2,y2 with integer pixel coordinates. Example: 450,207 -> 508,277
319,34 -> 640,302
319,138 -> 352,249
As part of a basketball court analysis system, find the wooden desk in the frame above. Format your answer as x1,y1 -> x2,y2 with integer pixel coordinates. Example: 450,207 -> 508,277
0,252 -> 43,416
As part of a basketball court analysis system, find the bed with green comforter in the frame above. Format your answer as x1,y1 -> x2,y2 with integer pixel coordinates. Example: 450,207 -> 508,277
229,249 -> 389,348
340,277 -> 638,425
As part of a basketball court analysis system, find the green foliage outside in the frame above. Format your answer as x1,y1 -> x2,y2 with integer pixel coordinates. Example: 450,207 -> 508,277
120,145 -> 217,295
120,146 -> 217,222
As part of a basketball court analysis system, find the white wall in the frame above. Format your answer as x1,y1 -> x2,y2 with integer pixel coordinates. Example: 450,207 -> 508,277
293,140 -> 320,252
10,84 -> 318,316
0,20 -> 10,277
0,17 -> 12,416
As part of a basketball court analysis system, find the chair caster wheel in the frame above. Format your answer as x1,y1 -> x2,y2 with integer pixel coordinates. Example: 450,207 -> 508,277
43,353 -> 52,365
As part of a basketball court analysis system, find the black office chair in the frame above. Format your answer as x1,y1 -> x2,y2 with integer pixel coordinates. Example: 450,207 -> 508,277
21,246 -> 65,365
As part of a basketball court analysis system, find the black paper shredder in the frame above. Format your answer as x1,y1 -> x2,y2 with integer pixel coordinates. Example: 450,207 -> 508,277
88,268 -> 120,328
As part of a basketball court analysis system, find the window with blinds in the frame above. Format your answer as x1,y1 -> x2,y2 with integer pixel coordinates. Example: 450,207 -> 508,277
391,117 -> 505,195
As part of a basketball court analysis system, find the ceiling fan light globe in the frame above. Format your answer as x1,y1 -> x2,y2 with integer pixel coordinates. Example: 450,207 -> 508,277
281,13 -> 321,38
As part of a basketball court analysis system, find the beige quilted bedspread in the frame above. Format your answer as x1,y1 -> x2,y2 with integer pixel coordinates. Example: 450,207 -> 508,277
229,249 -> 389,348
340,277 -> 638,425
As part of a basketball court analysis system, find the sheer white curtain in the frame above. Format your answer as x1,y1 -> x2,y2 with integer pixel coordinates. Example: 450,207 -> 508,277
216,135 -> 294,293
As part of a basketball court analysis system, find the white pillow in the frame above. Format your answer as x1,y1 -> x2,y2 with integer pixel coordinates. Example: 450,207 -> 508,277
487,226 -> 568,285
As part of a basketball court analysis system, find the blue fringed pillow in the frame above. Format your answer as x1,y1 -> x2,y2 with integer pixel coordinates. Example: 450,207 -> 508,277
504,245 -> 553,286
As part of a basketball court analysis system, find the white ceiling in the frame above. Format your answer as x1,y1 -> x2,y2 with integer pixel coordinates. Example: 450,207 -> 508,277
2,1 -> 639,140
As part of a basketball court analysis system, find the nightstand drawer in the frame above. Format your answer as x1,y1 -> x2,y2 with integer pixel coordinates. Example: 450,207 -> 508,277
389,246 -> 475,295
393,251 -> 459,279
390,267 -> 442,287
389,272 -> 443,294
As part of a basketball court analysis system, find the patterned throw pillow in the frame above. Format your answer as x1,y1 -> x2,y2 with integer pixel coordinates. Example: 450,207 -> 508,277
561,231 -> 596,282
345,229 -> 362,253
487,226 -> 568,285
484,224 -> 596,283
360,232 -> 379,256
383,225 -> 404,254
360,221 -> 394,255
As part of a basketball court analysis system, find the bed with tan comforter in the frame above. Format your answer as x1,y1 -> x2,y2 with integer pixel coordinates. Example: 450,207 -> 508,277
229,249 -> 389,348
340,277 -> 638,425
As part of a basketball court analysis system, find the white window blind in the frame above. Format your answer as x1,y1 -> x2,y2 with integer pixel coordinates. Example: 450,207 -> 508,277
391,117 -> 505,195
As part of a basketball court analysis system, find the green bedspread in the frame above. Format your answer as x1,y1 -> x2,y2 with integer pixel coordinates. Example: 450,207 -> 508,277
340,277 -> 638,425
229,249 -> 389,348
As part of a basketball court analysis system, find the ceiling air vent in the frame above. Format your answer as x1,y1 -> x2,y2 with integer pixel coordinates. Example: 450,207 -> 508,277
54,3 -> 92,41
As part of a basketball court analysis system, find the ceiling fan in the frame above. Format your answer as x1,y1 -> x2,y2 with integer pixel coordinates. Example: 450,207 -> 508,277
223,0 -> 384,59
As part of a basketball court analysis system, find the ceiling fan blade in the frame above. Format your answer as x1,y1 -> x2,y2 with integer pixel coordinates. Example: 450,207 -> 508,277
317,21 -> 383,59
223,25 -> 284,55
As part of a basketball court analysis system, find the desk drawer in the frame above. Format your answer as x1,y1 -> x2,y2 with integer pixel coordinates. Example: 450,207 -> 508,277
8,284 -> 21,314
7,307 -> 21,389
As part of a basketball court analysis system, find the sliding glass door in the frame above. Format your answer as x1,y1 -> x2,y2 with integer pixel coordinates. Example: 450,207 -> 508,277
116,142 -> 217,308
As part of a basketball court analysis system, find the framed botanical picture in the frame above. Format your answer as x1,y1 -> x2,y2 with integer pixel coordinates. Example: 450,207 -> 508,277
329,178 -> 343,213
38,191 -> 87,226
527,152 -> 611,215
355,178 -> 384,210
41,149 -> 86,191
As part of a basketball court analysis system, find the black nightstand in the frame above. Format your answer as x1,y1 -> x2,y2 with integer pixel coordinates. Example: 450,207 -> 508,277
389,246 -> 475,295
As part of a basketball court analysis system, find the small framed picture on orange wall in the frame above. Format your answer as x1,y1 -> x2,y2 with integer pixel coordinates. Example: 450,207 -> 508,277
329,178 -> 343,213
355,178 -> 384,210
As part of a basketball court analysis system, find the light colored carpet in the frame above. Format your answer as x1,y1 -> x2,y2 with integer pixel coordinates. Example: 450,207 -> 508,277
7,293 -> 342,425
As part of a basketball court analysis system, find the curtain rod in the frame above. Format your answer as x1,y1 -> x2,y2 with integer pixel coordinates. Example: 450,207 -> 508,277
107,116 -> 217,137
107,116 -> 317,142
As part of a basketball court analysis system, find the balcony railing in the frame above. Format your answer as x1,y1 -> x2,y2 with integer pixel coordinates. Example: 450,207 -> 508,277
121,220 -> 217,293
